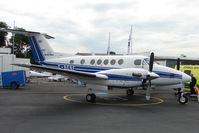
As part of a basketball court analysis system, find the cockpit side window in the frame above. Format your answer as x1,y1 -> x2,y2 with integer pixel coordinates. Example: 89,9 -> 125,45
134,59 -> 141,65
144,58 -> 150,64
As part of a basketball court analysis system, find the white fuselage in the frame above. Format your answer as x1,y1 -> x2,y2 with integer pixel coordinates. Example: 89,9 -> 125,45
41,55 -> 191,88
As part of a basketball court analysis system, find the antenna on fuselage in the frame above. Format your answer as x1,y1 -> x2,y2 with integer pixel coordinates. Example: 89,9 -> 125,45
127,25 -> 133,55
107,32 -> 111,55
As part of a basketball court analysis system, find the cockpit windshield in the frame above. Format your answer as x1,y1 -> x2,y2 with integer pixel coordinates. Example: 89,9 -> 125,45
144,58 -> 157,65
144,58 -> 150,64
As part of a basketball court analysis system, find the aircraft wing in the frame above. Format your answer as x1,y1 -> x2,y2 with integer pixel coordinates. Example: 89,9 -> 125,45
14,64 -> 108,80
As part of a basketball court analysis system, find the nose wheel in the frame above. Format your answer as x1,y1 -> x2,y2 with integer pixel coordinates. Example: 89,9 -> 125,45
86,93 -> 96,103
178,93 -> 188,104
176,87 -> 188,104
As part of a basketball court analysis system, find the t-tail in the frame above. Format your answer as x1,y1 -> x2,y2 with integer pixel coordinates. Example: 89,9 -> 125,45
0,28 -> 55,64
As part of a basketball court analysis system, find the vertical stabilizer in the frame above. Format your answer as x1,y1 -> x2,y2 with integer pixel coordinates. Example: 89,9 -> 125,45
28,34 -> 55,62
0,28 -> 55,64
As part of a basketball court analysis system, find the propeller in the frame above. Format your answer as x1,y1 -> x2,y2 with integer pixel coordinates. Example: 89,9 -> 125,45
177,58 -> 180,70
146,52 -> 154,100
176,58 -> 182,95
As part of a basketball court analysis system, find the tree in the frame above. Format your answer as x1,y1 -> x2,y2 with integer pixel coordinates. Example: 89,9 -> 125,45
9,27 -> 29,58
110,51 -> 116,55
0,21 -> 8,47
7,27 -> 36,64
24,48 -> 37,64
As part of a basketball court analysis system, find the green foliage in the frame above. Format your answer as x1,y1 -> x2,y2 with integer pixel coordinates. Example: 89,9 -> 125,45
0,21 -> 8,47
7,27 -> 36,64
9,27 -> 29,58
0,22 -> 35,64
110,51 -> 116,55
25,48 -> 36,64
9,27 -> 29,46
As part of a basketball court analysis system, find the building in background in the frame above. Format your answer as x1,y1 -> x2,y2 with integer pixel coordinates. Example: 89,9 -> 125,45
0,48 -> 30,78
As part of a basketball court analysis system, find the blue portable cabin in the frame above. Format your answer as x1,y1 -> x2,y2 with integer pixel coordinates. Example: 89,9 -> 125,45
1,70 -> 26,89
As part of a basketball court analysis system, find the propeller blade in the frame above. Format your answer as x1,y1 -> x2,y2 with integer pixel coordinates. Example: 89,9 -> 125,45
149,52 -> 154,72
177,58 -> 180,70
146,52 -> 154,100
146,80 -> 151,100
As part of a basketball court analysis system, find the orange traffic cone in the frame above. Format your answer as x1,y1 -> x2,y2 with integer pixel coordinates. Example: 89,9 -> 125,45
194,86 -> 199,102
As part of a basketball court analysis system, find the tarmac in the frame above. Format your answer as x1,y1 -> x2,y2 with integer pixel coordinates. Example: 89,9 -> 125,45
0,79 -> 199,133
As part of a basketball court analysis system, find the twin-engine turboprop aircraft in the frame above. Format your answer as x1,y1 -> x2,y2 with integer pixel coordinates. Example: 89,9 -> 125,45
0,28 -> 191,104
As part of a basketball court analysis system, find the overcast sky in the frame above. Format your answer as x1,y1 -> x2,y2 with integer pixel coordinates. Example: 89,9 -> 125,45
1,0 -> 199,57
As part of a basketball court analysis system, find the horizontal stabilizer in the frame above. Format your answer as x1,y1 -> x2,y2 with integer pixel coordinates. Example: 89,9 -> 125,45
0,28 -> 54,39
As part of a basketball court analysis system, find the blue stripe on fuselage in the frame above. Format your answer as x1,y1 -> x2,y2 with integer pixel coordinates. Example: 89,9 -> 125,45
153,71 -> 182,79
39,61 -> 182,80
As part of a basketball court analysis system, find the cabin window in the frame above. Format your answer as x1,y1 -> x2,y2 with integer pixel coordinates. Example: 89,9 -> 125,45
80,59 -> 85,64
134,59 -> 141,65
104,59 -> 109,65
70,60 -> 74,64
111,59 -> 116,65
97,59 -> 102,65
90,59 -> 95,65
118,59 -> 124,65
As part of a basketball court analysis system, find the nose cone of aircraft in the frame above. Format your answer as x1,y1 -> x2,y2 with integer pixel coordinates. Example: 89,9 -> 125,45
182,73 -> 191,83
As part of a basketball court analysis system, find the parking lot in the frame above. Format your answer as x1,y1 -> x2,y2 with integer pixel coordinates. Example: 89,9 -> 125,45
0,80 -> 199,133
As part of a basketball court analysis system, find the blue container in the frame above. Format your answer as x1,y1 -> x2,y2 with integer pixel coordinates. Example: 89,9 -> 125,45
1,70 -> 26,89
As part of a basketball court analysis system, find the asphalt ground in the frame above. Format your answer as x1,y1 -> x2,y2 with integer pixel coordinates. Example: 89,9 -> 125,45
0,79 -> 199,133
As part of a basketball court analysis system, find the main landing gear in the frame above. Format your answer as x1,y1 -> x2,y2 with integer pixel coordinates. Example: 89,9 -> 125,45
86,88 -> 96,103
126,88 -> 134,96
86,93 -> 96,103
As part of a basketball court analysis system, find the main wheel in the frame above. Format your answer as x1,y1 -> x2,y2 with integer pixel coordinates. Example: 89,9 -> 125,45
86,94 -> 96,103
10,82 -> 19,89
178,94 -> 188,104
127,89 -> 134,96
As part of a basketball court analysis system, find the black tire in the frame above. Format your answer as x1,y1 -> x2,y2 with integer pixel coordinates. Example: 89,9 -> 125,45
86,94 -> 96,103
127,89 -> 134,96
178,94 -> 188,104
10,82 -> 19,89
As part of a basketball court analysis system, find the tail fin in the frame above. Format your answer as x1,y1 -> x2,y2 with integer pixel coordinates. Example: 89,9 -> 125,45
0,28 -> 55,63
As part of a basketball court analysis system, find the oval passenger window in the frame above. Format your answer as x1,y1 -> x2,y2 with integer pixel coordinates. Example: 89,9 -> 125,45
118,59 -> 124,65
97,59 -> 102,65
90,59 -> 95,65
80,59 -> 85,64
70,60 -> 74,64
111,59 -> 116,65
104,59 -> 109,65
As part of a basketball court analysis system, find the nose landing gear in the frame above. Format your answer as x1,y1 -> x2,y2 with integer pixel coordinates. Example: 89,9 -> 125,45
178,93 -> 188,104
177,88 -> 188,104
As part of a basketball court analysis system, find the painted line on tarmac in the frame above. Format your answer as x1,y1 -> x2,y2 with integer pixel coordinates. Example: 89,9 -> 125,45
0,92 -> 85,94
63,95 -> 164,107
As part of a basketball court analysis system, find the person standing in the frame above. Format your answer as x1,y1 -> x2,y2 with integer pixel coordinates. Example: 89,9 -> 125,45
190,74 -> 197,94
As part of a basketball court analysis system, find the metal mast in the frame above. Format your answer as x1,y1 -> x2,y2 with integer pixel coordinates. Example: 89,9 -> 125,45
107,32 -> 110,55
128,25 -> 132,55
